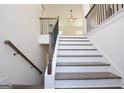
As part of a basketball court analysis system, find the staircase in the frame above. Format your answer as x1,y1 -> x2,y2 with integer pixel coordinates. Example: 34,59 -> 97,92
54,35 -> 122,89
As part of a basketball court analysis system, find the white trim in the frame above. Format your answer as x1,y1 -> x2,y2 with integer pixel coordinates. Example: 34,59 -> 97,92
44,67 -> 54,89
51,34 -> 60,76
87,8 -> 124,35
0,77 -> 12,86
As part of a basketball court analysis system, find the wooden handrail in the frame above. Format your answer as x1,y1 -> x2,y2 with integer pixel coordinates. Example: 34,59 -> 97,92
85,4 -> 96,18
4,40 -> 42,74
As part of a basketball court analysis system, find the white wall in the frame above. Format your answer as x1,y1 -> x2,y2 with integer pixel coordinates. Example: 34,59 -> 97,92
83,4 -> 90,16
88,9 -> 124,87
38,35 -> 49,44
0,5 -> 45,85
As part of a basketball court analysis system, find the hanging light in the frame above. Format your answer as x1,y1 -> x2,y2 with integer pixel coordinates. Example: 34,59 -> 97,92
66,10 -> 77,22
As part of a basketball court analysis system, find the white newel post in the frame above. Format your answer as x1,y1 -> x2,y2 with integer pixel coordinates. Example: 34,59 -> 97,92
45,74 -> 55,89
83,4 -> 91,34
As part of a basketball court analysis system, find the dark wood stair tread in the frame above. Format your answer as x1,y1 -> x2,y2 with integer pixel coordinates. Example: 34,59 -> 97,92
56,62 -> 110,66
12,85 -> 43,89
56,86 -> 123,89
59,40 -> 90,42
59,44 -> 93,46
59,38 -> 87,40
58,49 -> 97,50
60,37 -> 87,38
55,72 -> 121,80
58,55 -> 103,57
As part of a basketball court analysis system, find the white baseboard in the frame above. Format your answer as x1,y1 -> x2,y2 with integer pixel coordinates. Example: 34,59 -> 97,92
0,77 -> 11,85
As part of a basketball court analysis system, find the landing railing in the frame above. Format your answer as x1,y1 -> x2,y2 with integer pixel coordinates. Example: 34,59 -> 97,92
4,40 -> 42,74
39,17 -> 58,34
40,17 -> 59,75
85,4 -> 124,32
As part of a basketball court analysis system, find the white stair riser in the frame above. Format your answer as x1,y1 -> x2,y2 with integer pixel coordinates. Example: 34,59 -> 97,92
57,57 -> 104,62
59,39 -> 88,41
55,79 -> 121,88
59,42 -> 91,44
60,36 -> 87,38
58,50 -> 101,55
59,46 -> 96,49
56,66 -> 110,73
